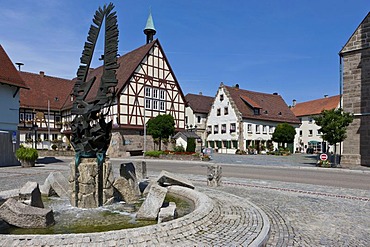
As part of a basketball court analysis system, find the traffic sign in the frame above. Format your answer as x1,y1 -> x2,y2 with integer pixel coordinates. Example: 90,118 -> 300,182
320,153 -> 328,161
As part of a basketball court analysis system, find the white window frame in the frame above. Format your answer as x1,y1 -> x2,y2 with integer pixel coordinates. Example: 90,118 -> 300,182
145,87 -> 152,98
153,100 -> 158,110
153,88 -> 159,99
247,124 -> 252,133
256,125 -> 261,134
159,101 -> 165,111
145,98 -> 152,109
159,89 -> 165,100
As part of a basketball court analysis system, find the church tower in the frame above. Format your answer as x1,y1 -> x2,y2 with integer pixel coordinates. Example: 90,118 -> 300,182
144,10 -> 156,44
340,12 -> 370,167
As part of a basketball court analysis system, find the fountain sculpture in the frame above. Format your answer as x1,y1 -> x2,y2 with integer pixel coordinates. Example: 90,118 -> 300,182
69,2 -> 119,208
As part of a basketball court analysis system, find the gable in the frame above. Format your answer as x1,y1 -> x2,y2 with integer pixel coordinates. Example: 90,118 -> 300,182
340,12 -> 370,54
0,45 -> 28,89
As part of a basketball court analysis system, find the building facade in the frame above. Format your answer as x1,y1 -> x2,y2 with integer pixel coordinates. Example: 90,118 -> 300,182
340,12 -> 370,167
206,83 -> 300,154
291,95 -> 340,154
184,93 -> 214,147
0,45 -> 29,166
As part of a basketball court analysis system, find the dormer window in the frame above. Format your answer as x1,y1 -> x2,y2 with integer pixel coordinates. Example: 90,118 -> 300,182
253,108 -> 260,115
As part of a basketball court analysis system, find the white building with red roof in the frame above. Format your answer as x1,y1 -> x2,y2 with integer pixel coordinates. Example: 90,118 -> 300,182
291,95 -> 341,154
206,83 -> 300,154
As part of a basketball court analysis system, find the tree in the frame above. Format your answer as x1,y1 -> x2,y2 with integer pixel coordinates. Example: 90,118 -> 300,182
313,108 -> 354,166
272,123 -> 296,148
146,114 -> 175,151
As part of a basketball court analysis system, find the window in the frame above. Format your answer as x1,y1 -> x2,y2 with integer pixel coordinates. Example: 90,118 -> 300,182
153,88 -> 159,99
207,125 -> 212,133
317,130 -> 321,135
145,87 -> 151,97
214,125 -> 219,134
230,123 -> 236,133
185,116 -> 188,125
308,117 -> 313,124
300,130 -> 303,137
197,116 -> 201,123
269,126 -> 274,134
145,98 -> 151,109
220,94 -> 224,101
309,129 -> 313,137
256,125 -> 261,134
20,113 -> 24,122
224,107 -> 228,115
55,116 -> 61,123
160,101 -> 165,111
254,108 -> 260,115
159,90 -> 165,100
247,124 -> 252,133
221,124 -> 227,134
232,140 -> 238,149
152,100 -> 158,110
263,125 -> 267,134
25,113 -> 33,121
43,133 -> 48,141
52,134 -> 58,141
217,108 -> 221,116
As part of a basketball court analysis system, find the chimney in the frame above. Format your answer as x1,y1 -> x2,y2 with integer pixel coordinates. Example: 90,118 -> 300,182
39,71 -> 45,77
273,92 -> 278,95
199,92 -> 202,95
324,94 -> 328,98
235,83 -> 239,89
292,99 -> 296,107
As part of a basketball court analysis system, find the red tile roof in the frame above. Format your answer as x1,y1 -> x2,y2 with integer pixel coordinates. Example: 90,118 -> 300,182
291,95 -> 340,117
0,45 -> 28,89
63,39 -> 184,109
185,93 -> 214,114
19,71 -> 74,111
224,85 -> 300,124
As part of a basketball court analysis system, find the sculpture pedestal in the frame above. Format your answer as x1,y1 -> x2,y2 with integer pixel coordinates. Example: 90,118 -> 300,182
69,158 -> 114,208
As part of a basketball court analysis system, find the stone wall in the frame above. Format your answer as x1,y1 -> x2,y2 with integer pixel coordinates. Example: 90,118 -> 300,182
340,13 -> 370,167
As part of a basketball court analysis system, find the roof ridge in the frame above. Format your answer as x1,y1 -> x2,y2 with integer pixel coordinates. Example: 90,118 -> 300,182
224,85 -> 280,97
295,95 -> 340,106
19,71 -> 73,82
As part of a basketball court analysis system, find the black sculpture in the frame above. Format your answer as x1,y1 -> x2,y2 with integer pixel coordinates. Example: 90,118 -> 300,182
70,2 -> 119,159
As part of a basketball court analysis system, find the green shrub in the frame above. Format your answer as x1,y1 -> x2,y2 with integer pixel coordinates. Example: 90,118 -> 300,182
16,146 -> 38,161
173,145 -> 185,152
144,150 -> 164,157
51,144 -> 57,150
186,138 -> 196,152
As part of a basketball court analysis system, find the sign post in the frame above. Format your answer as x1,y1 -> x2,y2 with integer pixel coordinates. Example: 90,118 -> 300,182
320,153 -> 328,161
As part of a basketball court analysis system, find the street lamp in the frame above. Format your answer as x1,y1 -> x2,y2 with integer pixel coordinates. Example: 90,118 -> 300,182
30,123 -> 38,149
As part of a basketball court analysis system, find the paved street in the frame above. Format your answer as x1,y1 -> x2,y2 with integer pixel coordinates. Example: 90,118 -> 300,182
0,154 -> 369,246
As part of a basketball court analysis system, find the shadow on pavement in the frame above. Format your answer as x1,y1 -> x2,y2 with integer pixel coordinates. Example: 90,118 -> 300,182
36,157 -> 64,164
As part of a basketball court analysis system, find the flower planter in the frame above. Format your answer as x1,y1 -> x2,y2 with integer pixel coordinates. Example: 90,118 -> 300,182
20,160 -> 36,168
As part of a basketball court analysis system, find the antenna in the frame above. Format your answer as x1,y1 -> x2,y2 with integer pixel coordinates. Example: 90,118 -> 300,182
15,62 -> 24,71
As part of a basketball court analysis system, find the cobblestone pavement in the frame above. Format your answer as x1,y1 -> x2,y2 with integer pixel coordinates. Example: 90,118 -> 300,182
1,158 -> 369,246
185,175 -> 370,247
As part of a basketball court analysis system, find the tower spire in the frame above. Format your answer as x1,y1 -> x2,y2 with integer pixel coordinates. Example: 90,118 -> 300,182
144,9 -> 156,44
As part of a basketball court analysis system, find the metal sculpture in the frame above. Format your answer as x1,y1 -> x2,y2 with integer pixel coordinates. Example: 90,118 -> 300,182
70,3 -> 119,207
70,2 -> 119,159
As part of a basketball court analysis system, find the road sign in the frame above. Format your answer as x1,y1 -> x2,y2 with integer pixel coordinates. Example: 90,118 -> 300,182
320,153 -> 328,161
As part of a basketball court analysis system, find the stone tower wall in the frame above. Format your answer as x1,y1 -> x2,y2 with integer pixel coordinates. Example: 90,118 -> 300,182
340,13 -> 370,167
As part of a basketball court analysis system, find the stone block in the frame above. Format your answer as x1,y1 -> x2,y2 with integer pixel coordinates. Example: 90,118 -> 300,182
113,177 -> 140,204
135,161 -> 147,181
207,164 -> 222,187
19,181 -> 44,208
157,170 -> 194,189
120,162 -> 136,180
40,172 -> 69,199
136,184 -> 167,220
158,202 -> 177,224
0,198 -> 54,228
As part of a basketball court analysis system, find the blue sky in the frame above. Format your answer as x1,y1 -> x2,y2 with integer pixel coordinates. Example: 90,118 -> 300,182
1,1 -> 369,105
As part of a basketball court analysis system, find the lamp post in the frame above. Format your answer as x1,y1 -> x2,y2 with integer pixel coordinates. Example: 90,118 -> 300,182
31,123 -> 38,149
